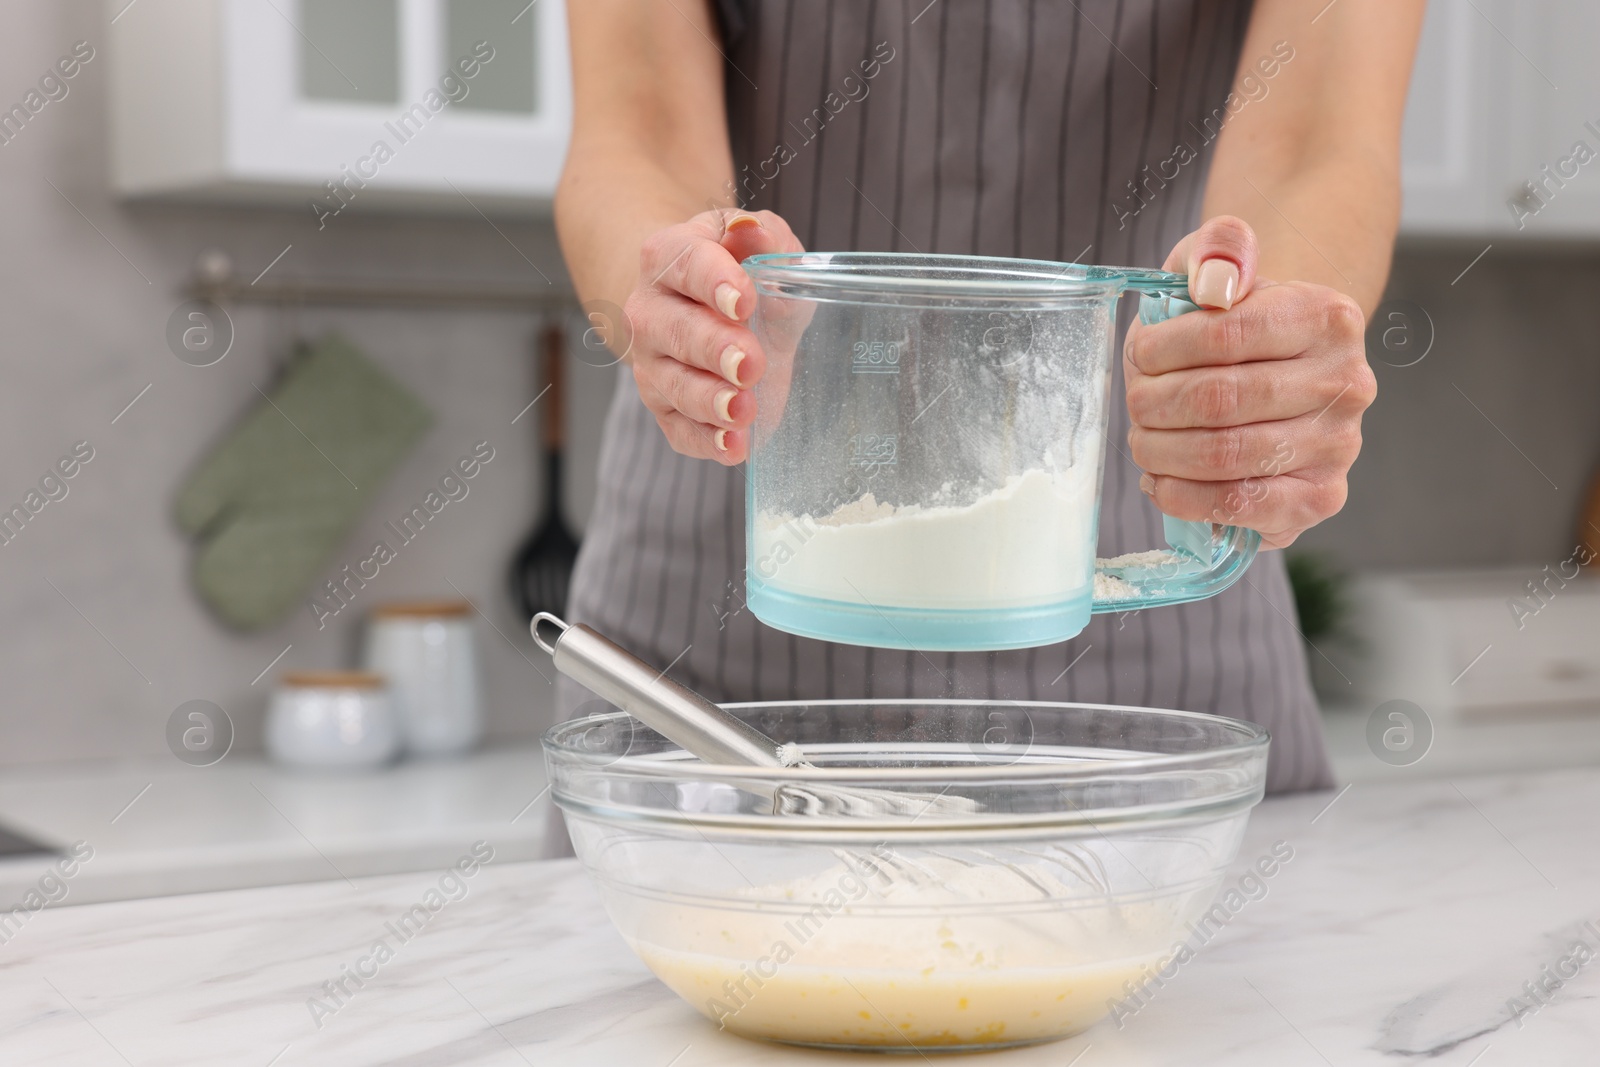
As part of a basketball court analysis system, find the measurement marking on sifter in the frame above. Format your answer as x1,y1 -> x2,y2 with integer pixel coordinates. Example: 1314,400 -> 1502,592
849,433 -> 898,470
851,340 -> 902,374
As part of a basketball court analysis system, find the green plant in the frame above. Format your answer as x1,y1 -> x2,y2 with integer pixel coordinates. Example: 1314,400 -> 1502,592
1285,551 -> 1350,645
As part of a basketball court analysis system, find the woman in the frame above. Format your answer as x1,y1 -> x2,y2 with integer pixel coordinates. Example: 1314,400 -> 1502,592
551,0 -> 1422,808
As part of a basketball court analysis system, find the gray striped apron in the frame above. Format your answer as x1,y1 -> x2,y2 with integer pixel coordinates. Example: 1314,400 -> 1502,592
557,0 -> 1332,801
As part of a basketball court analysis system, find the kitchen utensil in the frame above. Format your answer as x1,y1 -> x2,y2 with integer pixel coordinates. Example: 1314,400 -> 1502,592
530,612 -> 971,819
363,600 -> 483,756
509,322 -> 580,621
544,698 -> 1269,1050
1578,458 -> 1600,566
742,252 -> 1259,651
265,672 -> 400,769
534,612 -> 1148,925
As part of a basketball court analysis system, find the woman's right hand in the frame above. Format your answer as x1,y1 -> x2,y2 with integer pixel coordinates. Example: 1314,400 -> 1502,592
623,208 -> 804,465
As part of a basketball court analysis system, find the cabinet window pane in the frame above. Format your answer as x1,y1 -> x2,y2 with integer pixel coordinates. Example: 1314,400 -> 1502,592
299,0 -> 401,105
447,0 -> 537,114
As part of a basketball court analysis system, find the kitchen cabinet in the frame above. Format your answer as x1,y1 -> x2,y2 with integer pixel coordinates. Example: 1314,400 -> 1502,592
1339,568 -> 1600,719
1500,0 -> 1600,236
108,0 -> 571,215
1400,0 -> 1600,237
1397,0 -> 1501,234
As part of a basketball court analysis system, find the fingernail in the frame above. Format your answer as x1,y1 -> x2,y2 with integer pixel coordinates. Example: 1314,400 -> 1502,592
714,429 -> 730,453
719,345 -> 746,386
726,212 -> 763,231
1192,259 -> 1240,310
1139,473 -> 1156,496
715,283 -> 741,320
714,388 -> 736,424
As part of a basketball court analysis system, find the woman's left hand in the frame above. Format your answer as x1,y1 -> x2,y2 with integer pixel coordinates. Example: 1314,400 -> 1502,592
1123,215 -> 1378,550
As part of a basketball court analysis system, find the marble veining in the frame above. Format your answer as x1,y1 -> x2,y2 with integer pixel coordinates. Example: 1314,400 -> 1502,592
0,767 -> 1597,1065
1375,913 -> 1600,1058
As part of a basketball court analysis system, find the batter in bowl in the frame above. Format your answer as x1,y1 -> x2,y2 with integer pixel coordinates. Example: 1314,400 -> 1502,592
616,855 -> 1194,1050
638,942 -> 1160,1048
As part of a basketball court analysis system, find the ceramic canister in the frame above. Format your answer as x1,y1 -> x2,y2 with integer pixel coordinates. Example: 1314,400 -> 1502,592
362,601 -> 483,757
266,672 -> 400,769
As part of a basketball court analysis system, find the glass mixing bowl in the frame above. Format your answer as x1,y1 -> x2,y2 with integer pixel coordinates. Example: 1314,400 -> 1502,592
544,700 -> 1268,1053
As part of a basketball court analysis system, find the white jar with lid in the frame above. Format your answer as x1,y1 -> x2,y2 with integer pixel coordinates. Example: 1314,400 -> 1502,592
362,601 -> 483,757
266,672 -> 400,769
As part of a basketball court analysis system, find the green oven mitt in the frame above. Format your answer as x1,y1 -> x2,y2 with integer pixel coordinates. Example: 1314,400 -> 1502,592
175,333 -> 432,630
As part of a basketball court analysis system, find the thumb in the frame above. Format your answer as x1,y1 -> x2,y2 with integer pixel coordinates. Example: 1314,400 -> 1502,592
1177,214 -> 1258,311
719,209 -> 806,262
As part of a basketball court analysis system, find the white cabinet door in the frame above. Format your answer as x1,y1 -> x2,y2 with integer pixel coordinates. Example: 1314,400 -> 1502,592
1501,0 -> 1600,237
109,0 -> 570,214
1398,0 -> 1507,235
1400,0 -> 1600,238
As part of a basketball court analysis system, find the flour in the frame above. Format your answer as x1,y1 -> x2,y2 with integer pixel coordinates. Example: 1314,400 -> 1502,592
754,464 -> 1101,610
1092,572 -> 1138,600
1100,548 -> 1181,569
1094,549 -> 1185,601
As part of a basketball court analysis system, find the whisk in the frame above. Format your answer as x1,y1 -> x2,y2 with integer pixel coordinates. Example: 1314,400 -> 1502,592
530,613 -> 975,820
531,613 -> 1140,910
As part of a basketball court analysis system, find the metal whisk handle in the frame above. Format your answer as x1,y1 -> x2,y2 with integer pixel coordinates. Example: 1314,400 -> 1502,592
532,613 -> 786,767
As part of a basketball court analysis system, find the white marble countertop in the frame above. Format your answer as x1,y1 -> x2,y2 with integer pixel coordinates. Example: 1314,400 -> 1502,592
3,764 -> 1597,1065
0,744 -> 550,905
0,689 -> 1592,909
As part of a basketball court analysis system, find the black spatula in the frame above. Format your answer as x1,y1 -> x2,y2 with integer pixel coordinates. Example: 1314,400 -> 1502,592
510,322 -> 581,621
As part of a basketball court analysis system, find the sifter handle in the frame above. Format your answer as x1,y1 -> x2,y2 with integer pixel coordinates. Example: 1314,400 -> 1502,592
1091,288 -> 1260,614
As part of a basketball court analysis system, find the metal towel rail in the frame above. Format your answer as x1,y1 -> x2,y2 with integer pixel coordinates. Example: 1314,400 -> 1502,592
186,249 -> 576,311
